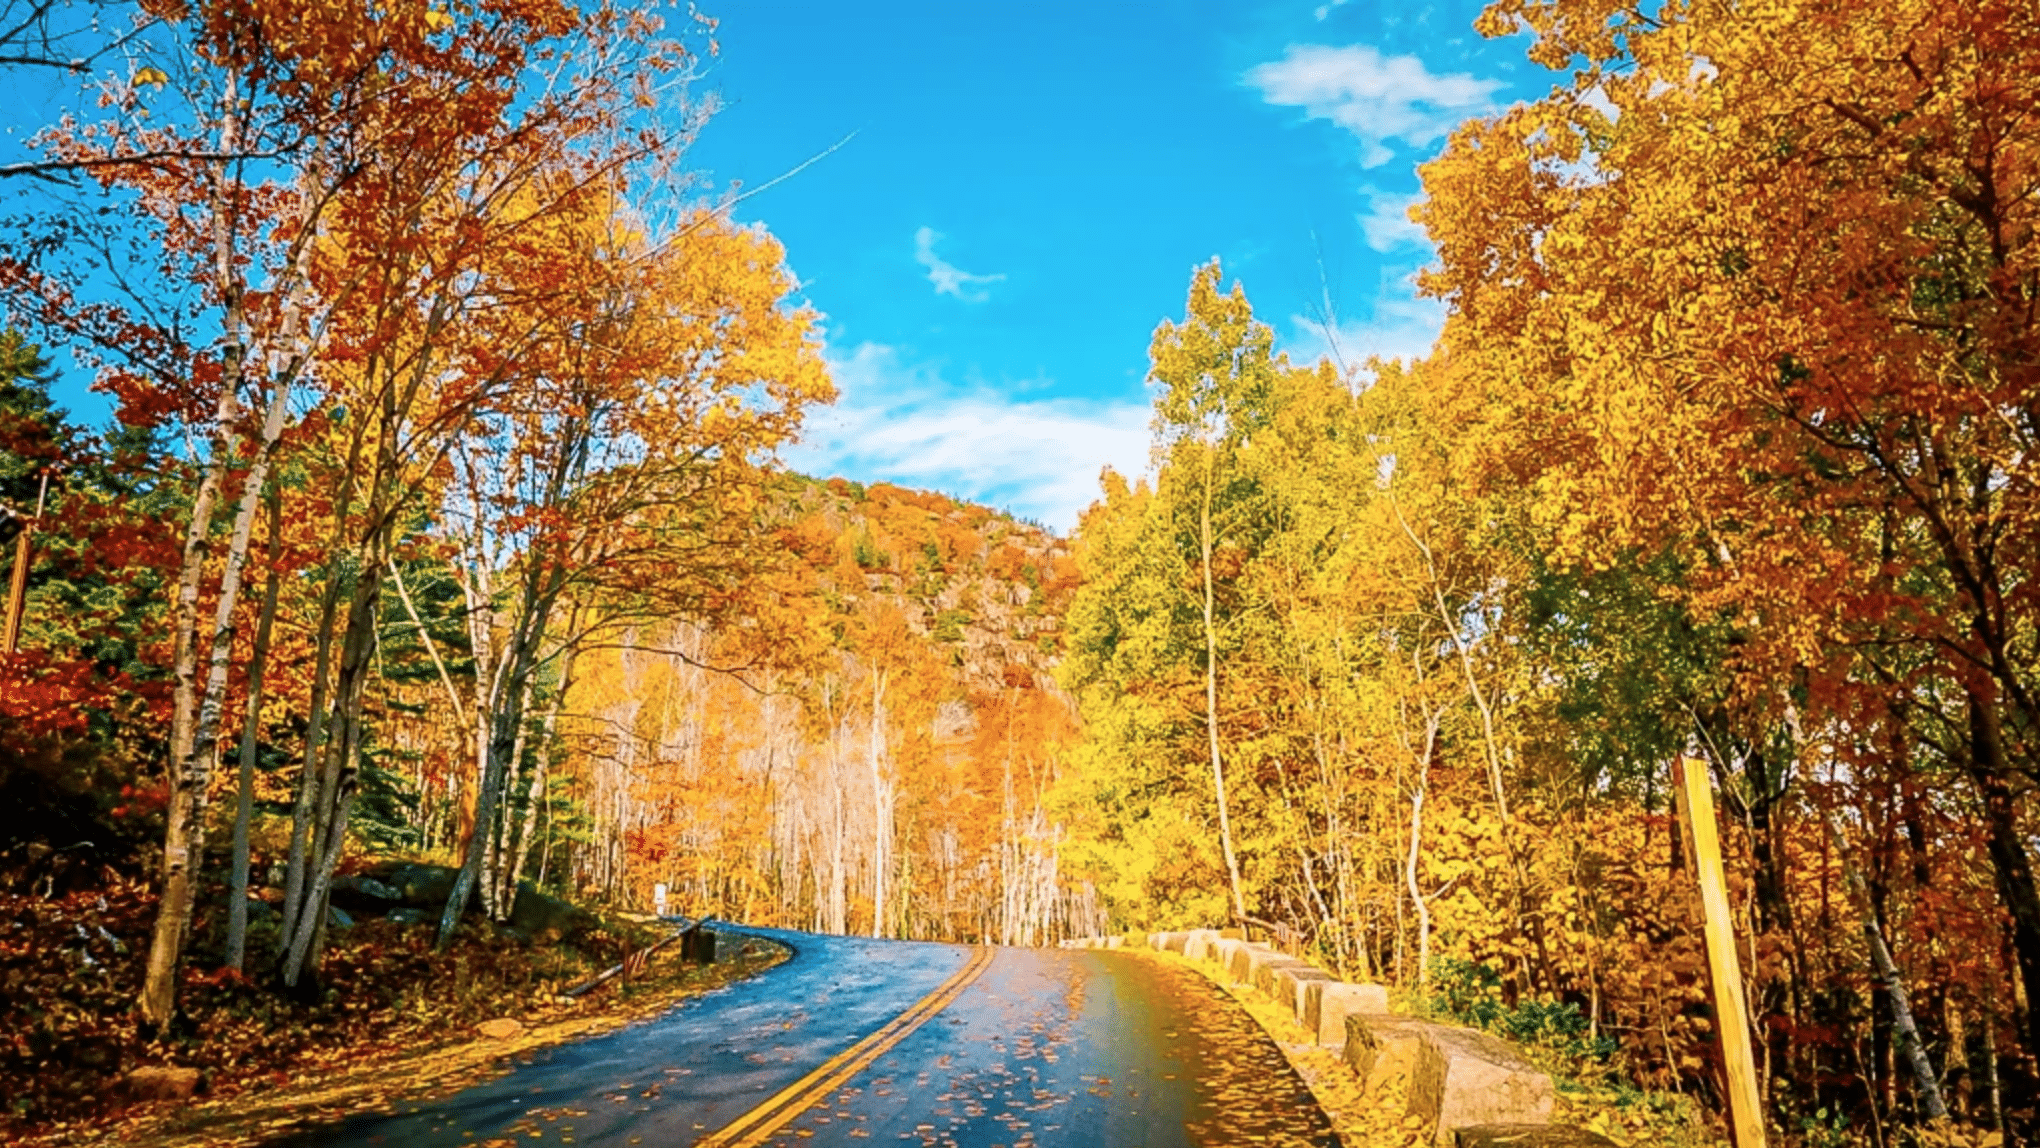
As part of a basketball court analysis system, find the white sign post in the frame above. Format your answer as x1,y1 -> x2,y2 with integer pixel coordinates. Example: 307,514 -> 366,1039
653,883 -> 669,918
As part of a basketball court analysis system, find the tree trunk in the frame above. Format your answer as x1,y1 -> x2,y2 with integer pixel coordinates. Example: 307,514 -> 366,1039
139,74 -> 251,1023
1200,442 -> 1245,922
225,481 -> 283,972
1968,686 -> 2040,1068
439,556 -> 561,946
1407,778 -> 1431,988
503,635 -> 575,914
1863,908 -> 1946,1119
440,644 -> 537,944
1825,807 -> 1946,1119
829,717 -> 847,935
277,366 -> 371,974
484,675 -> 535,919
869,668 -> 889,939
278,557 -> 382,987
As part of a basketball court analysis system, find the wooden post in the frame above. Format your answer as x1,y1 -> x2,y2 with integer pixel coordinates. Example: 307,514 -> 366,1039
1678,755 -> 1767,1148
2,472 -> 49,657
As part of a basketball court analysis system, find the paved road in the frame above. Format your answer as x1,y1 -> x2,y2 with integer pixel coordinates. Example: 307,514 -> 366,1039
281,929 -> 1339,1148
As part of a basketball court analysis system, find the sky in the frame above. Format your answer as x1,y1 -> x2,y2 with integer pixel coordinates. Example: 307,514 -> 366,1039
684,0 -> 1554,530
0,0 -> 1558,532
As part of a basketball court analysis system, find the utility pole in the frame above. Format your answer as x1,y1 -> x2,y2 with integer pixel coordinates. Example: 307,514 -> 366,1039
2,471 -> 49,656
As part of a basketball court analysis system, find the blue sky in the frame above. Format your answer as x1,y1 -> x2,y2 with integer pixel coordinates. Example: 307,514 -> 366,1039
1,0 -> 1554,531
688,0 -> 1552,529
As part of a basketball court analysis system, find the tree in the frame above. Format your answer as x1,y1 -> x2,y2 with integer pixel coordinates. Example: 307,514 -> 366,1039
1418,0 -> 2040,1108
1145,260 -> 1285,924
429,197 -> 831,947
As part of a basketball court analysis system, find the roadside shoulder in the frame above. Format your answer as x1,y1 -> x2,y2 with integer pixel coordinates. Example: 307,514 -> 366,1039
87,939 -> 792,1148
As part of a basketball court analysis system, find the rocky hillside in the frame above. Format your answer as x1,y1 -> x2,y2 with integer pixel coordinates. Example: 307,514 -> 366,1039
779,475 -> 1079,689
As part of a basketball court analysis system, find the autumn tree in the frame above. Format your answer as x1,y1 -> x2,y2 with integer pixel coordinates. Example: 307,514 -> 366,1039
1147,260 -> 1287,922
427,194 -> 832,946
1419,0 -> 2040,1078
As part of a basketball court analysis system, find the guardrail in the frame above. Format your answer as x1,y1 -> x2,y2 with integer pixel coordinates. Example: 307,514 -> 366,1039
560,915 -> 714,999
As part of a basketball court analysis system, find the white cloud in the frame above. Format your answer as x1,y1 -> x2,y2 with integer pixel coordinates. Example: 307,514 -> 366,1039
1285,294 -> 1445,377
1579,83 -> 1619,123
913,227 -> 1006,303
1357,186 -> 1426,252
785,342 -> 1150,532
1247,44 -> 1501,167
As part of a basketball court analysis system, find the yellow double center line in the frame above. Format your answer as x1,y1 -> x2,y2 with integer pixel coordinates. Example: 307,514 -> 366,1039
697,944 -> 995,1148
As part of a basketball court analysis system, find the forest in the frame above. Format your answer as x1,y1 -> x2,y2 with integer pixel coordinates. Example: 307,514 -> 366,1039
0,0 -> 2033,1145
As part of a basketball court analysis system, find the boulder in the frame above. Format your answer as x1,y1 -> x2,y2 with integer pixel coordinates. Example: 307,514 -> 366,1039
1160,932 -> 1190,954
1106,936 -> 1124,949
476,1017 -> 523,1040
1305,980 -> 1392,1046
1183,929 -> 1222,961
386,906 -> 432,927
124,1066 -> 200,1102
1409,1026 -> 1555,1144
326,905 -> 354,930
363,861 -> 461,906
1457,1126 -> 1617,1148
1274,965 -> 1336,1019
1344,1013 -> 1439,1095
328,874 -> 402,912
507,882 -> 598,942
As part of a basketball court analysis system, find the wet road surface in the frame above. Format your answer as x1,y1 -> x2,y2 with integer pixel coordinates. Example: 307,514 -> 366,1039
282,929 -> 1339,1147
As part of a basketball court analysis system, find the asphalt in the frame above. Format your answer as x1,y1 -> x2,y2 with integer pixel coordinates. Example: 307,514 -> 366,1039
280,929 -> 1340,1148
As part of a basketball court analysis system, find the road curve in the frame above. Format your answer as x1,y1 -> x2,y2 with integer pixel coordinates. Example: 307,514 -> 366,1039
278,929 -> 1339,1148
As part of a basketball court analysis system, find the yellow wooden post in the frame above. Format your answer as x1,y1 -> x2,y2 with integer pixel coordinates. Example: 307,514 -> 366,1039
1,473 -> 46,657
1679,755 -> 1767,1148
1,521 -> 28,656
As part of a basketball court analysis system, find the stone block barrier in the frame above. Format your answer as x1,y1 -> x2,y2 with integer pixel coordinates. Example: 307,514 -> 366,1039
1272,964 -> 1335,1020
1060,926 -> 1585,1148
1455,1126 -> 1618,1148
1214,937 -> 1250,975
1409,1026 -> 1555,1144
1305,979 -> 1390,1047
1343,1013 -> 1438,1096
1242,946 -> 1304,991
1226,942 -> 1272,984
1250,955 -> 1310,998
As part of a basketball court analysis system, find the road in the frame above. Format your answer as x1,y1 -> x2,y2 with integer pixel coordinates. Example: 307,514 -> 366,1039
280,929 -> 1340,1148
